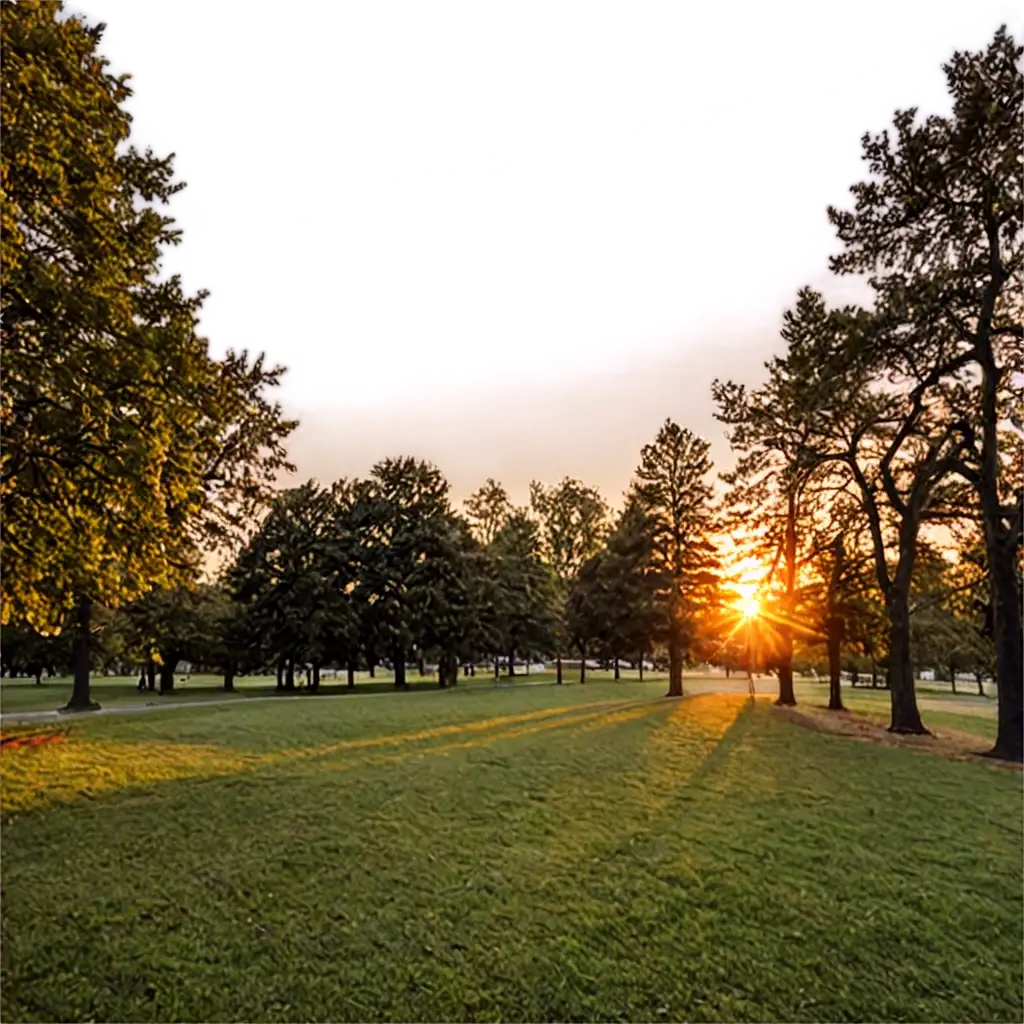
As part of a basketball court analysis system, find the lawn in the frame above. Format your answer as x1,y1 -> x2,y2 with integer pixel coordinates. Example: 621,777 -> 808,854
1,680 -> 1020,1022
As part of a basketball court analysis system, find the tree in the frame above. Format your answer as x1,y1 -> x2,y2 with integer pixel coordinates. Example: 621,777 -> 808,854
0,2 -> 295,710
631,420 -> 719,697
827,27 -> 1023,758
414,517 -> 483,688
774,291 -> 973,734
565,554 -> 606,682
489,512 -> 558,678
464,479 -> 513,546
229,481 -> 337,690
351,458 -> 455,689
530,477 -> 609,682
0,623 -> 69,684
908,539 -> 995,696
194,587 -> 255,692
124,585 -> 212,694
598,501 -> 659,675
713,289 -> 848,707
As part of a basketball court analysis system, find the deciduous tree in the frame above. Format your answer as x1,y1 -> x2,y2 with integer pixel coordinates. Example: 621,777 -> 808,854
827,26 -> 1022,757
0,2 -> 294,710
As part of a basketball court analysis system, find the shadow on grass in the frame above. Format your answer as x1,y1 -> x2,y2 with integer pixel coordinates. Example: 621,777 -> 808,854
1,695 -> 679,815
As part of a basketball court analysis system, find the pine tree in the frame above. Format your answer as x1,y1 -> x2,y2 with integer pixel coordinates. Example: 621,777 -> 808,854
631,420 -> 719,697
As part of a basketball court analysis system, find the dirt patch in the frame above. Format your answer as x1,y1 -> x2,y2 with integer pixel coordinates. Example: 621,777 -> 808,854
773,704 -> 1020,769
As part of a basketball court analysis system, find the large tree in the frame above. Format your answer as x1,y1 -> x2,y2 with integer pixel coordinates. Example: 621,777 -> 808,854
783,298 -> 973,733
631,420 -> 719,698
712,288 -> 846,707
827,27 -> 1022,758
0,2 -> 294,710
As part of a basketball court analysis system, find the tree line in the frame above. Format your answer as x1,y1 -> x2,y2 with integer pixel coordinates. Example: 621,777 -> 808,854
1,4 -> 1020,760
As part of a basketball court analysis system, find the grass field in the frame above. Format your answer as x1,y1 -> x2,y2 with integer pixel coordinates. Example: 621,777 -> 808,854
1,679 -> 1019,1022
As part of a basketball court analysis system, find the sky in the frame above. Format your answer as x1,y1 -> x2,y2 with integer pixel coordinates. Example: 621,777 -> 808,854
74,0 -> 1018,509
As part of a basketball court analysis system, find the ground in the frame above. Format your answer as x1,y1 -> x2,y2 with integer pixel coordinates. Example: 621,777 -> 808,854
1,678 -> 1019,1022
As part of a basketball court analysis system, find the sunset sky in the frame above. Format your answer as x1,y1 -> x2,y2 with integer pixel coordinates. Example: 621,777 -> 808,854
75,0 -> 1016,507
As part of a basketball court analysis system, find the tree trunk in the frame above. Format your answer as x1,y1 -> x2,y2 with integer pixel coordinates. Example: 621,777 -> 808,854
988,550 -> 1023,761
666,632 -> 683,698
823,614 -> 847,712
974,320 -> 1023,760
775,487 -> 798,707
65,597 -> 97,710
887,594 -> 927,734
826,620 -> 844,711
34,667 -> 42,686
638,653 -> 644,682
494,656 -> 500,679
394,649 -> 407,689
418,654 -> 426,677
439,650 -> 457,689
556,654 -> 563,684
276,660 -> 284,691
312,662 -> 320,690
508,646 -> 516,677
347,659 -> 356,688
285,658 -> 295,691
369,656 -> 376,678
159,658 -> 176,695
975,671 -> 984,697
949,661 -> 957,695
224,662 -> 235,692
614,656 -> 620,681
776,660 -> 796,707
870,658 -> 878,688
469,664 -> 475,677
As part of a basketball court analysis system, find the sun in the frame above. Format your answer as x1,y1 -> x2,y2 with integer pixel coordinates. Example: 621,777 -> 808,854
732,581 -> 760,619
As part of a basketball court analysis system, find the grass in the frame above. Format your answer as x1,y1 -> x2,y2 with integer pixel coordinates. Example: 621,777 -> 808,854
2,681 -> 1020,1022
